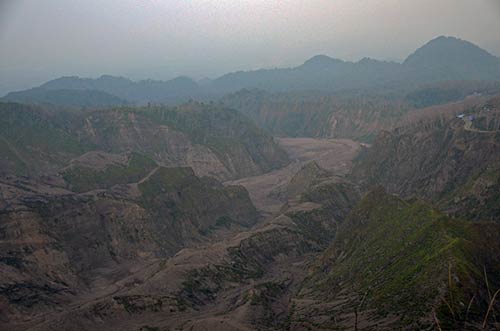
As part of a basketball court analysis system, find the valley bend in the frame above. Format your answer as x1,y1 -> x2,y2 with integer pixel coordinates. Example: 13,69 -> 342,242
1,1 -> 500,330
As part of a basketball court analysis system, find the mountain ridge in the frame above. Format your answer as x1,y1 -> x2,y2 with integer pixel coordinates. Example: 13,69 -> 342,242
4,36 -> 500,106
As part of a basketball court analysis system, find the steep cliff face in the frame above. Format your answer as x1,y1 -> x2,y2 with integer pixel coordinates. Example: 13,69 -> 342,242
0,102 -> 289,181
352,95 -> 500,222
0,165 -> 258,324
80,105 -> 290,179
222,90 -> 409,142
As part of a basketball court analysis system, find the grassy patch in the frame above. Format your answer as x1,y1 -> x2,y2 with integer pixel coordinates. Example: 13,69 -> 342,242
63,152 -> 156,192
306,189 -> 500,327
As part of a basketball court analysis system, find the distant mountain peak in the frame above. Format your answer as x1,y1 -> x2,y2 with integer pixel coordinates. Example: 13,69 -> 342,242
404,35 -> 498,66
424,35 -> 488,50
431,35 -> 459,42
12,36 -> 500,101
302,55 -> 343,67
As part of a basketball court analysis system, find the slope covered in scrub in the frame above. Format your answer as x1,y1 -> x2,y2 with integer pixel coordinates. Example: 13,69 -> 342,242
295,189 -> 500,330
62,152 -> 157,192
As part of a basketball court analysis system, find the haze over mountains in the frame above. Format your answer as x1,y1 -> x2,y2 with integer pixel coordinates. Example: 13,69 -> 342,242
3,36 -> 500,106
2,31 -> 500,331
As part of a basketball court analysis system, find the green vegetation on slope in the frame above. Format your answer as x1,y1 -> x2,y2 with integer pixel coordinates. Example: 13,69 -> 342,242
138,166 -> 198,198
138,166 -> 258,231
304,189 -> 500,329
0,102 -> 88,175
62,152 -> 157,192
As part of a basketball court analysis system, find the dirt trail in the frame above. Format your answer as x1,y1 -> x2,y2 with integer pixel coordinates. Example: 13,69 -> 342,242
138,166 -> 160,184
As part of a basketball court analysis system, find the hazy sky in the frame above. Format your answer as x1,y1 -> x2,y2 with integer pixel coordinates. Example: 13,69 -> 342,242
1,0 -> 500,94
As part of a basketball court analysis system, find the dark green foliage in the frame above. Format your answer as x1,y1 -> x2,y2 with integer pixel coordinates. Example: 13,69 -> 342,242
138,166 -> 258,237
112,295 -> 185,316
0,282 -> 70,308
138,166 -> 198,203
140,326 -> 160,331
63,152 -> 156,192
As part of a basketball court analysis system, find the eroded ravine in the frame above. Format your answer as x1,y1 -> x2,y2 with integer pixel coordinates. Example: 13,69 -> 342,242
9,137 -> 362,331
